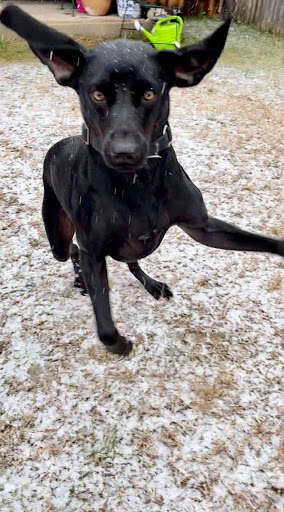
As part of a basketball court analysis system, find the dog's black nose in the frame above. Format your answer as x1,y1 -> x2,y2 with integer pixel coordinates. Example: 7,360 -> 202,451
104,131 -> 146,171
111,139 -> 139,162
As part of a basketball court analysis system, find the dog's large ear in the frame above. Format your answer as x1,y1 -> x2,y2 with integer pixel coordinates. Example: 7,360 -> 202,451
0,5 -> 86,87
157,19 -> 231,87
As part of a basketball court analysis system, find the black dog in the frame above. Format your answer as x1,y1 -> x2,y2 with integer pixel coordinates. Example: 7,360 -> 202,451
1,6 -> 283,355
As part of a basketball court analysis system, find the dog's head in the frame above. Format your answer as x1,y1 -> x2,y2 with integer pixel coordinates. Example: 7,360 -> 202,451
0,5 -> 231,172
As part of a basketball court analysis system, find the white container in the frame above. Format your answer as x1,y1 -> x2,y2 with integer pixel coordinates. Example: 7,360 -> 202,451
117,0 -> 141,19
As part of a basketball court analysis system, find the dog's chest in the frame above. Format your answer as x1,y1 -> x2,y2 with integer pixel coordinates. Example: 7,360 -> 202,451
114,217 -> 165,262
107,191 -> 169,262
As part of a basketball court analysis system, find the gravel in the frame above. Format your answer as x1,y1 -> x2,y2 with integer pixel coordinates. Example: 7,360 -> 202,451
0,60 -> 283,511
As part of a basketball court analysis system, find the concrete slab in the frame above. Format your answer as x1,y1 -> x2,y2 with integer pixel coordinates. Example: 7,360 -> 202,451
0,1 -> 149,40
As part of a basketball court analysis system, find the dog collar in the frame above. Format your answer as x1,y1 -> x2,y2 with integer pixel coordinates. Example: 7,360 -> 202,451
81,123 -> 172,158
148,124 -> 172,158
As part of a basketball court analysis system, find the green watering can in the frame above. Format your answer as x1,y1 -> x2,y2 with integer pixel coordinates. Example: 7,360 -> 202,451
135,16 -> 183,50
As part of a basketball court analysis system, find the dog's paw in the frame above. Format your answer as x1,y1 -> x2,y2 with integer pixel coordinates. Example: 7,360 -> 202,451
73,275 -> 88,295
147,280 -> 173,300
104,336 -> 133,356
52,248 -> 69,262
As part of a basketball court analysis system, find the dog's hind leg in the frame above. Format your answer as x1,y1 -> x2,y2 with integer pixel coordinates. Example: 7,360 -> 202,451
179,217 -> 284,256
128,262 -> 173,300
42,180 -> 87,293
70,243 -> 88,295
42,178 -> 75,262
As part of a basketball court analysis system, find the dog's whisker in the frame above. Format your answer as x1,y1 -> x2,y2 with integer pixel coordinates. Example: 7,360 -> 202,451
147,155 -> 162,159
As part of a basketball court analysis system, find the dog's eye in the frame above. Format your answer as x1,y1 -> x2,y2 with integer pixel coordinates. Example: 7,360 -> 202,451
92,91 -> 105,102
143,90 -> 155,101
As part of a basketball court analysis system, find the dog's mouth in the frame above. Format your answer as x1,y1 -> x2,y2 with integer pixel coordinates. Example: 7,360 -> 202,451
103,155 -> 146,172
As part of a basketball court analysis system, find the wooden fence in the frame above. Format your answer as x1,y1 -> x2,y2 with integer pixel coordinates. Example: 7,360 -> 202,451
183,1 -> 284,33
234,0 -> 284,34
183,1 -> 226,16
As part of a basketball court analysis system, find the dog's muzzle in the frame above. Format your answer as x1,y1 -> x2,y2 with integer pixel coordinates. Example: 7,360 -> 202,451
103,130 -> 147,171
82,123 -> 172,171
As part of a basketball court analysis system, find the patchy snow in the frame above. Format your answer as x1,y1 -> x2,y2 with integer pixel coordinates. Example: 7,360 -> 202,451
0,62 -> 283,512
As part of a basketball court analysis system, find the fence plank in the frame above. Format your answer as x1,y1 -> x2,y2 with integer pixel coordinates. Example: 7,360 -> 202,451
234,0 -> 284,34
183,1 -> 283,33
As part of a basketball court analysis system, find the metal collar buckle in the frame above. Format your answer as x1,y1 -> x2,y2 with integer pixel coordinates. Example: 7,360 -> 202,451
82,123 -> 90,145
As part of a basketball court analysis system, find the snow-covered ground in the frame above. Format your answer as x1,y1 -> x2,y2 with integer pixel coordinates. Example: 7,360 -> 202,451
0,61 -> 283,511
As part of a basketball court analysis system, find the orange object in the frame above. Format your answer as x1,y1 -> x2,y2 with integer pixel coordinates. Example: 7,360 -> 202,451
82,0 -> 112,16
158,0 -> 184,10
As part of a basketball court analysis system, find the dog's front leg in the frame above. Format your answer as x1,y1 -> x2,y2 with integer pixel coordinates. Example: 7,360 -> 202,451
179,217 -> 284,257
80,252 -> 132,355
128,262 -> 173,300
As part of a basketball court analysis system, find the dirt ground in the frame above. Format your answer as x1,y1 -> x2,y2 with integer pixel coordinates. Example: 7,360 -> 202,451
0,21 -> 283,512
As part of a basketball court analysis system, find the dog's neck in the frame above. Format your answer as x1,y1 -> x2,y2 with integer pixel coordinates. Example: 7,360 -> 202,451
81,123 -> 172,159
